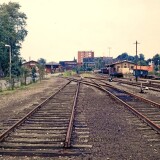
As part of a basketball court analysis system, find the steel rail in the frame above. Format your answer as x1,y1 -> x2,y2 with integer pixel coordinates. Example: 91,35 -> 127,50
64,78 -> 160,134
87,76 -> 160,109
99,79 -> 160,109
89,79 -> 160,134
92,75 -> 160,91
97,73 -> 160,85
71,78 -> 160,134
64,82 -> 80,148
112,79 -> 160,92
0,80 -> 72,142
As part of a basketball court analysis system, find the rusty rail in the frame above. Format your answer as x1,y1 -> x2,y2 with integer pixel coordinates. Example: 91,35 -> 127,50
90,78 -> 160,134
64,82 -> 80,148
65,77 -> 160,133
0,80 -> 72,142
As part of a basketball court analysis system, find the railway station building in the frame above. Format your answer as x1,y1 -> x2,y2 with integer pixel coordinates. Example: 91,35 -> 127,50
105,60 -> 135,74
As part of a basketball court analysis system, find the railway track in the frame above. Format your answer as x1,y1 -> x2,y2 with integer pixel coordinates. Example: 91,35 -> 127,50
84,77 -> 160,134
96,74 -> 160,92
66,76 -> 160,137
63,76 -> 160,150
0,80 -> 91,157
112,79 -> 160,92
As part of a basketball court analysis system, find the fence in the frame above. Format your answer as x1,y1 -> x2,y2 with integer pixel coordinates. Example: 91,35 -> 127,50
0,76 -> 39,91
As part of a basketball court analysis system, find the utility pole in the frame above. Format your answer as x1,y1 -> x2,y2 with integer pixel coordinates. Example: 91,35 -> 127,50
108,47 -> 111,77
158,60 -> 159,73
134,41 -> 140,82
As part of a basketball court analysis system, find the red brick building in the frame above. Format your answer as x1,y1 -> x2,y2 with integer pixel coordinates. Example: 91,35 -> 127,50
78,51 -> 94,64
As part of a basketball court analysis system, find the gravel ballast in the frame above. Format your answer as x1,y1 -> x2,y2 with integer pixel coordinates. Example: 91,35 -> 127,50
79,84 -> 160,160
0,76 -> 159,160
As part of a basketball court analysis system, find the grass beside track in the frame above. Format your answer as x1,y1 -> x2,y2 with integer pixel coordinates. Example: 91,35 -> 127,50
0,80 -> 44,95
62,71 -> 76,77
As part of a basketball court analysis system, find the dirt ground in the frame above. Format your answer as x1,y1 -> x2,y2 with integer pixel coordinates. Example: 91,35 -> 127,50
0,76 -> 159,160
0,76 -> 68,125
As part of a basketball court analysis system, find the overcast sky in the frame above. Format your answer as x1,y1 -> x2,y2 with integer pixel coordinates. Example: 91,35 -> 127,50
1,0 -> 160,62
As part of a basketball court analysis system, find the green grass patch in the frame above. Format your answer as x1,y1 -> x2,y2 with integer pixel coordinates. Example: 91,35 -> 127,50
62,71 -> 76,77
0,81 -> 41,95
0,89 -> 17,95
81,72 -> 93,78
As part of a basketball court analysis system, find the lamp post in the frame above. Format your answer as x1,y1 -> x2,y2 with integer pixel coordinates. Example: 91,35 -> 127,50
5,44 -> 11,80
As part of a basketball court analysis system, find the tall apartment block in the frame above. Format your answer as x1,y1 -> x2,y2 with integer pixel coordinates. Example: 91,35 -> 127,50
78,51 -> 94,63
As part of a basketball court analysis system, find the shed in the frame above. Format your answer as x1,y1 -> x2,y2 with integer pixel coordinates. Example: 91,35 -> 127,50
133,65 -> 154,78
45,62 -> 60,73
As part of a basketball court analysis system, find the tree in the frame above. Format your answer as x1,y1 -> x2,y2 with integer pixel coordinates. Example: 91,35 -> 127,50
21,66 -> 30,85
146,58 -> 152,64
152,54 -> 160,65
31,67 -> 36,83
116,53 -> 129,61
152,54 -> 160,71
138,53 -> 147,66
0,2 -> 27,77
37,58 -> 46,66
37,64 -> 46,81
139,53 -> 145,61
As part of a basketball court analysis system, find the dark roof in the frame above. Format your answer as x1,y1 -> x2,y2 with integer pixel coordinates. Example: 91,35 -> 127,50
22,60 -> 39,65
112,60 -> 135,65
46,61 -> 59,65
105,60 -> 135,67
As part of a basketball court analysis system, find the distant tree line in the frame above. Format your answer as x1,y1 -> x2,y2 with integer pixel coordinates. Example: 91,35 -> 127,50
115,52 -> 160,71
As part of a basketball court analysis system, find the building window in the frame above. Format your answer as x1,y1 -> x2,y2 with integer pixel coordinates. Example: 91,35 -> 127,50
124,64 -> 127,68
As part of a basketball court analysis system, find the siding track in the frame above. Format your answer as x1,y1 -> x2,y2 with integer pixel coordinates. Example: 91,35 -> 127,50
84,77 -> 160,134
96,74 -> 160,92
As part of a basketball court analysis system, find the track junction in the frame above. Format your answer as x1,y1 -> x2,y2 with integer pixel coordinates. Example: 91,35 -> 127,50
0,74 -> 159,159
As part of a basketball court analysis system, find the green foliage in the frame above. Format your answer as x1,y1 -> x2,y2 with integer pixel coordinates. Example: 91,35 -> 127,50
116,52 -> 136,62
117,53 -> 129,61
37,58 -> 46,66
31,67 -> 36,82
0,2 -> 27,77
152,54 -> 160,66
21,66 -> 30,85
37,64 -> 45,81
63,71 -> 76,77
116,52 -> 148,66
94,57 -> 104,69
